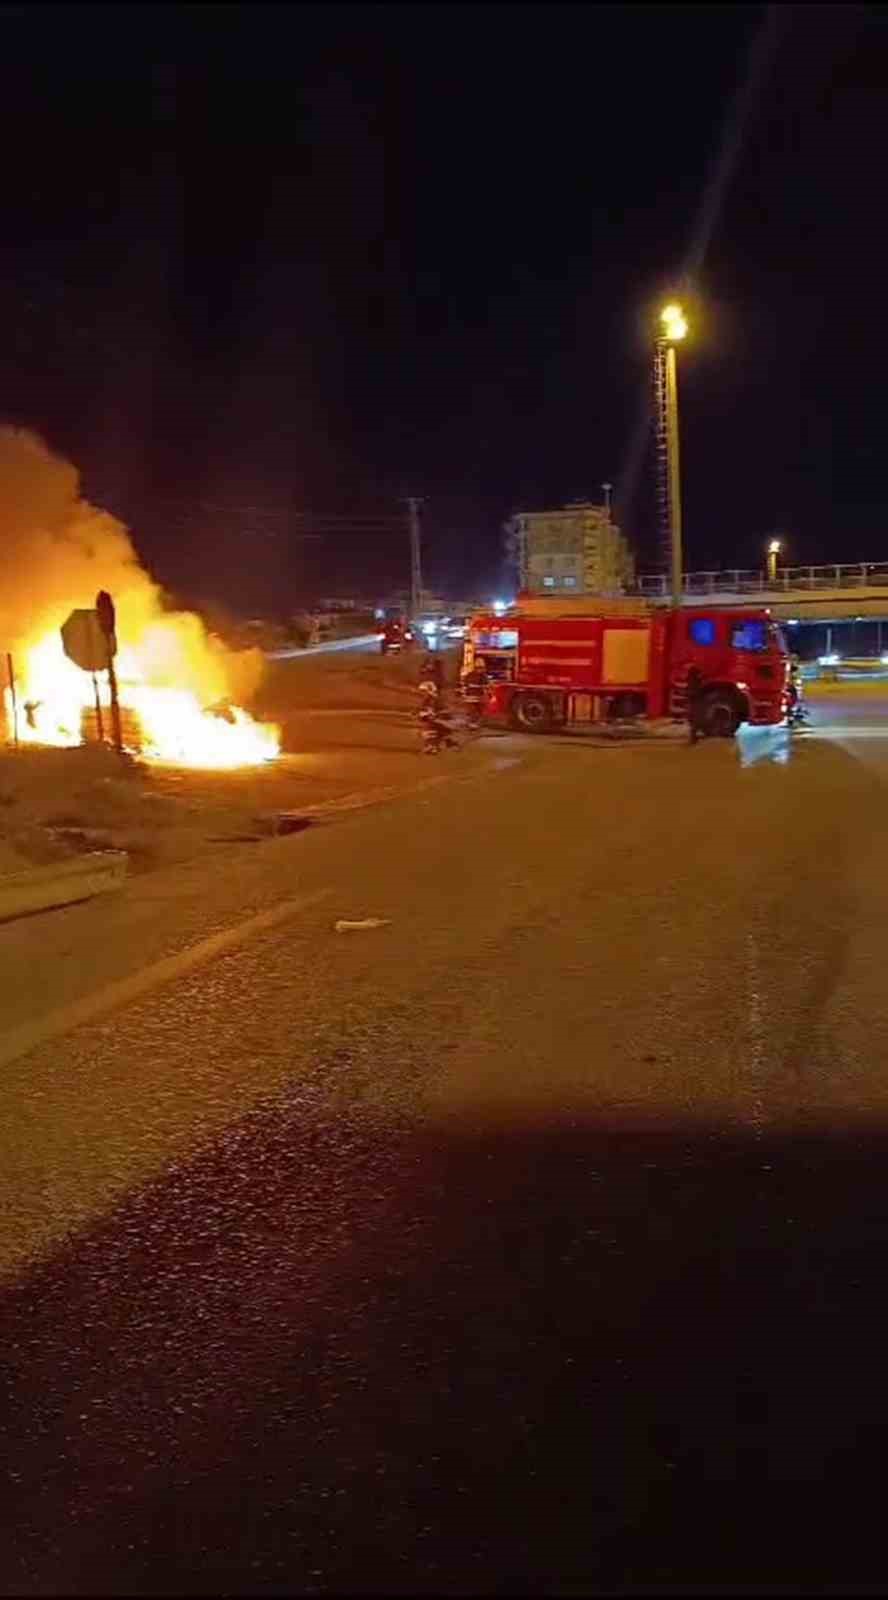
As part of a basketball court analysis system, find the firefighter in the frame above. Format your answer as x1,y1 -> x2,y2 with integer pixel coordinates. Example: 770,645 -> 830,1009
423,652 -> 446,698
686,664 -> 706,744
787,654 -> 806,727
461,656 -> 488,730
420,651 -> 449,712
417,659 -> 456,754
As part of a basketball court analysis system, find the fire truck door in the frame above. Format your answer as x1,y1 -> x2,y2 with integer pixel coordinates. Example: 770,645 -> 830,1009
602,627 -> 650,684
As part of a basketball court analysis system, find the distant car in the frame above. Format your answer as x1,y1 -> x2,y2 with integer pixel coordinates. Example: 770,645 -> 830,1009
413,615 -> 465,647
381,620 -> 415,655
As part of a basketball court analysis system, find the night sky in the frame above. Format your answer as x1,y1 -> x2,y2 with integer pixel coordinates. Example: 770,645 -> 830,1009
0,2 -> 884,612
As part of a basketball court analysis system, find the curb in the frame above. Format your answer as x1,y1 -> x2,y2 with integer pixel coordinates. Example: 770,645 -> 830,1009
0,851 -> 128,925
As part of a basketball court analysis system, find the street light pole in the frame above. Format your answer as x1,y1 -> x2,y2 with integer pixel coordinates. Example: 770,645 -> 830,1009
655,303 -> 688,610
664,340 -> 683,608
767,538 -> 781,584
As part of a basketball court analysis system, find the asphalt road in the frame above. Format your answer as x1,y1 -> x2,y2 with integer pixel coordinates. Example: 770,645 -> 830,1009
4,695 -> 888,1594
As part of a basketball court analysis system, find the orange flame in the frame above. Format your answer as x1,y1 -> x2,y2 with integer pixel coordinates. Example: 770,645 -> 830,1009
0,427 -> 281,769
5,624 -> 280,769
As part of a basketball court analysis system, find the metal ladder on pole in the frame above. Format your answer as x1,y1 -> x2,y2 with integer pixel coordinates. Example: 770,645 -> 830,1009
652,340 -> 672,577
653,341 -> 688,718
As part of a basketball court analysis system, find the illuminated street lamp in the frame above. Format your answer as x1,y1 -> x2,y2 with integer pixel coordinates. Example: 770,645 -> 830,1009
655,302 -> 688,607
660,302 -> 688,342
767,537 -> 782,584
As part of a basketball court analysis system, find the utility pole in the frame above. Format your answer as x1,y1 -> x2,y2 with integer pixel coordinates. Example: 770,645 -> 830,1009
405,496 -> 424,617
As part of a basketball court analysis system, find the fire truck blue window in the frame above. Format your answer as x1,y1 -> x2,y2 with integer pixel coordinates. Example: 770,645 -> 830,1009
689,617 -> 716,646
731,620 -> 767,651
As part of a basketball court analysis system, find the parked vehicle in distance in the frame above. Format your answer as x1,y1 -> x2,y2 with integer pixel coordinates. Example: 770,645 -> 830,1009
380,618 -> 415,656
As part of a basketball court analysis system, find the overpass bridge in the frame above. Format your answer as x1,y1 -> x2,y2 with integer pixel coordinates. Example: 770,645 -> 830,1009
635,562 -> 888,621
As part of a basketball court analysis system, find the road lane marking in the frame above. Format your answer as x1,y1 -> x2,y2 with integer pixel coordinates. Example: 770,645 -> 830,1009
0,890 -> 332,1071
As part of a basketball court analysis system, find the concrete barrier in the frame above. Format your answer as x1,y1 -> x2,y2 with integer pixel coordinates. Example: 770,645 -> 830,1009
0,851 -> 127,925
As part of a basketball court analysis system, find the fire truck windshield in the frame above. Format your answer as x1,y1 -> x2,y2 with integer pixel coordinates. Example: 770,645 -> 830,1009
472,629 -> 518,649
730,619 -> 770,652
770,623 -> 788,653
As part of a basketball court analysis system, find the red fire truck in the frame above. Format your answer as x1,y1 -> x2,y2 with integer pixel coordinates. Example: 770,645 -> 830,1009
462,596 -> 790,736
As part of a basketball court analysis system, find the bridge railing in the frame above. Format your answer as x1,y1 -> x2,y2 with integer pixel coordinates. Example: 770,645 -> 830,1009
635,563 -> 888,598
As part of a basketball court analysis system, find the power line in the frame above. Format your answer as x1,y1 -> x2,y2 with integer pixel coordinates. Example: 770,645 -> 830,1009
147,497 -> 405,531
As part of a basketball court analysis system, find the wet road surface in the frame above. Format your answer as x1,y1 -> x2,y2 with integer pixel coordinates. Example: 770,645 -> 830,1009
4,698 -> 888,1593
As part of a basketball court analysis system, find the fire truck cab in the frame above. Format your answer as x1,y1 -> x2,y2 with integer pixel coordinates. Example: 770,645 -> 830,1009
462,598 -> 789,736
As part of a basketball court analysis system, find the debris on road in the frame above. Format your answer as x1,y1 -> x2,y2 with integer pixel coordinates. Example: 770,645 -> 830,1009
272,813 -> 314,836
334,917 -> 390,933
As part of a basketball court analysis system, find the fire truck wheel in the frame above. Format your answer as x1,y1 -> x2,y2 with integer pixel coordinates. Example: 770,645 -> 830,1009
700,688 -> 742,738
512,692 -> 554,732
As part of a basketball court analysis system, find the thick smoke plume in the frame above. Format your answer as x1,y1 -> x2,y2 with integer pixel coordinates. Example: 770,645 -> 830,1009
0,426 -> 263,706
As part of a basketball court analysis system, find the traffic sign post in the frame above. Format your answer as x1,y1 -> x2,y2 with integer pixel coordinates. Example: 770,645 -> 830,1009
91,673 -> 104,744
60,609 -> 110,673
60,596 -> 123,754
95,592 -> 123,755
5,653 -> 18,749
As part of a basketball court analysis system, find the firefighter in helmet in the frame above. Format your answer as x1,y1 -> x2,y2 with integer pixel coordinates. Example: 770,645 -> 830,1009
686,664 -> 706,744
461,654 -> 488,730
417,656 -> 455,754
787,653 -> 806,728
